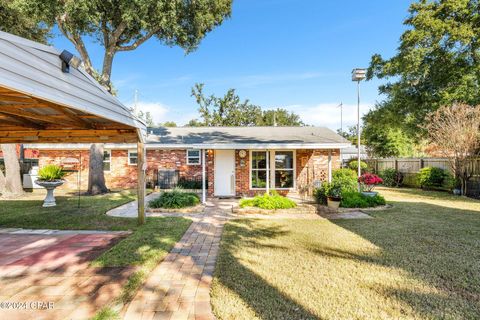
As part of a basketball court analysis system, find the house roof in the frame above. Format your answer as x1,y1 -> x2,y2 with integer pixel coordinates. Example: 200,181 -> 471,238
145,126 -> 351,149
25,126 -> 350,150
0,31 -> 145,143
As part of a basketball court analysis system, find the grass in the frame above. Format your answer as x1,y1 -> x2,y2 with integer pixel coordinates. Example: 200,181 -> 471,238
211,187 -> 480,320
92,216 -> 192,303
0,189 -> 140,230
0,189 -> 192,318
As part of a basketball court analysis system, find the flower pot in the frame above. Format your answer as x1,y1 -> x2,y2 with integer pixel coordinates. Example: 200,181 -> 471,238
361,191 -> 378,197
327,197 -> 341,210
35,180 -> 65,207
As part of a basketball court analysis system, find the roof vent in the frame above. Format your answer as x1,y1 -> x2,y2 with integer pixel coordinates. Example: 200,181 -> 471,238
59,50 -> 81,73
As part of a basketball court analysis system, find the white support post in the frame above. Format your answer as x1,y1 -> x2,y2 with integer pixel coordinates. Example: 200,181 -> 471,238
266,150 -> 270,195
328,150 -> 332,182
137,142 -> 145,225
202,149 -> 206,204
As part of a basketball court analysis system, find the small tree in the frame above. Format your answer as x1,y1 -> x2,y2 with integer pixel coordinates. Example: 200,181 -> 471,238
425,104 -> 480,195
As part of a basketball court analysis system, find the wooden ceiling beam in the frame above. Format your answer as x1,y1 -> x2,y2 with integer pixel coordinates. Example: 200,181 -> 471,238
0,112 -> 45,129
0,106 -> 88,128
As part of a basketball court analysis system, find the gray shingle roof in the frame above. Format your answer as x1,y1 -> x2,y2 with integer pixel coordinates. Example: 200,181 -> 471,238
146,126 -> 350,149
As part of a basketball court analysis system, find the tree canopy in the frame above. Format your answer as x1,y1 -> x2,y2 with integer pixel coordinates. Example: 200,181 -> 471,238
189,83 -> 305,127
9,0 -> 232,91
365,0 -> 480,153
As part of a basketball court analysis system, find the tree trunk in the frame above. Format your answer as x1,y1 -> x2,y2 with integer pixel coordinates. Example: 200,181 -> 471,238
0,144 -> 23,198
87,144 -> 109,195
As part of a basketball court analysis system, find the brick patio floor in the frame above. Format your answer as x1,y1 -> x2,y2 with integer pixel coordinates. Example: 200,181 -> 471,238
123,199 -> 235,320
0,230 -> 133,320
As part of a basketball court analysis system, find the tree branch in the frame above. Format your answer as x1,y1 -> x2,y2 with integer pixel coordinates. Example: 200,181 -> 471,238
116,31 -> 156,52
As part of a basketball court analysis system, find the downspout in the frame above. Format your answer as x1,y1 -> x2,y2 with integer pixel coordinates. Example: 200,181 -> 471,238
266,150 -> 270,195
202,149 -> 206,204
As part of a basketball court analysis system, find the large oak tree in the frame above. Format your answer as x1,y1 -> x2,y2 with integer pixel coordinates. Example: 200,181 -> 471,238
5,0 -> 232,194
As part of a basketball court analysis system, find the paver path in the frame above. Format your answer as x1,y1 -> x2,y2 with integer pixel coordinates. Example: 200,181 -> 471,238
0,229 -> 133,320
124,199 -> 235,320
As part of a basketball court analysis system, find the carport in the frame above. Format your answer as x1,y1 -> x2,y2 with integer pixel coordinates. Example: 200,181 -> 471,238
0,31 -> 147,224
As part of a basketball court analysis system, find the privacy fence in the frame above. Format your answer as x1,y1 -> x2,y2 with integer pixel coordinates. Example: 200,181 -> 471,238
364,157 -> 480,198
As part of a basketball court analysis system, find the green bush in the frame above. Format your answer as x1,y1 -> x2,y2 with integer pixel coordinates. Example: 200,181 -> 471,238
418,167 -> 449,189
149,189 -> 200,209
380,168 -> 403,187
340,192 -> 386,208
38,164 -> 66,181
314,184 -> 328,205
332,168 -> 358,193
348,160 -> 368,173
240,192 -> 297,210
402,173 -> 420,188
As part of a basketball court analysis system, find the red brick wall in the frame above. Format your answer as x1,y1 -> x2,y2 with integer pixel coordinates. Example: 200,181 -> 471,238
34,148 -> 340,195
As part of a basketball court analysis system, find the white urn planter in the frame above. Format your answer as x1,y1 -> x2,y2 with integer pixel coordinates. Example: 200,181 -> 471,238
35,180 -> 65,207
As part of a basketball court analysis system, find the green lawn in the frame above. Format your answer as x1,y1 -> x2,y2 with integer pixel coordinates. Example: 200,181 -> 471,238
211,187 -> 480,320
0,189 -> 193,318
0,189 -> 141,230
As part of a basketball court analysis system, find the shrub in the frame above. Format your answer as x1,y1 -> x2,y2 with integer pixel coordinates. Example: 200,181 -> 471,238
348,160 -> 368,173
149,189 -> 200,209
403,173 -> 420,188
38,164 -> 66,181
380,168 -> 403,187
240,193 -> 297,210
418,167 -> 449,189
332,169 -> 357,193
340,192 -> 386,208
358,173 -> 383,192
314,184 -> 328,205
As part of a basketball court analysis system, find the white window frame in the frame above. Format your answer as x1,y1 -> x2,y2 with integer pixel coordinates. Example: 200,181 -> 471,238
128,150 -> 138,166
186,149 -> 201,165
249,150 -> 296,190
250,150 -> 269,190
103,150 -> 111,172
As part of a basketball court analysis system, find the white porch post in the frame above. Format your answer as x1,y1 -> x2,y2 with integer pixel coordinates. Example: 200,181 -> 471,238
328,150 -> 332,183
202,149 -> 206,204
137,142 -> 145,225
266,150 -> 270,194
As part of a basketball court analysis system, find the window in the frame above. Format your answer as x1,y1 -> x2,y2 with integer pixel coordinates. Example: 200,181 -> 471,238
103,150 -> 111,172
250,150 -> 295,190
187,149 -> 201,165
275,151 -> 294,188
251,151 -> 267,188
128,150 -> 138,165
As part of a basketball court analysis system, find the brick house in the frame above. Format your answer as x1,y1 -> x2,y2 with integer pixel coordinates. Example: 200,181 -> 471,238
23,126 -> 350,198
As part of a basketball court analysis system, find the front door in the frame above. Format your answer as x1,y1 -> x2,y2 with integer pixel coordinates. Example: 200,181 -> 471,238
214,150 -> 235,196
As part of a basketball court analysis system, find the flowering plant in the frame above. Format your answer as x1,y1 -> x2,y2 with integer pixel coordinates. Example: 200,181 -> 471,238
358,173 -> 383,192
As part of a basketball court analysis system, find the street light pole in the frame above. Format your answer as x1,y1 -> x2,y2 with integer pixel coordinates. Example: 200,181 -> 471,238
352,68 -> 366,192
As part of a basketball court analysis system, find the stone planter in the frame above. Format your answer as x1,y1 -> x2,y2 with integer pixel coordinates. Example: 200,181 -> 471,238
361,191 -> 378,197
35,180 -> 65,207
327,197 -> 341,210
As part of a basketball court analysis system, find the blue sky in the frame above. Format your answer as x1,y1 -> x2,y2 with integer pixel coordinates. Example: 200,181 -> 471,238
51,0 -> 413,129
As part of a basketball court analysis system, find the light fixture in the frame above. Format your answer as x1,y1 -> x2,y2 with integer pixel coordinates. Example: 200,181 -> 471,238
59,50 -> 82,73
352,68 -> 367,192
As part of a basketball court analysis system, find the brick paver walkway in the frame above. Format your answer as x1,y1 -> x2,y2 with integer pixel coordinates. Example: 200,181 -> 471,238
124,200 -> 234,320
0,229 -> 133,320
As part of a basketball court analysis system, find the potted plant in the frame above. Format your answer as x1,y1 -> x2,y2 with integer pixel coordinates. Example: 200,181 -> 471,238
358,173 -> 383,197
326,183 -> 342,210
35,164 -> 66,207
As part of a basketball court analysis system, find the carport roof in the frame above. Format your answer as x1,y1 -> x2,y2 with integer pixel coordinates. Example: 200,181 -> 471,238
0,31 -> 145,143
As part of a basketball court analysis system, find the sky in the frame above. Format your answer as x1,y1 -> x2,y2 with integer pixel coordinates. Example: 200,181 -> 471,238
51,0 -> 414,130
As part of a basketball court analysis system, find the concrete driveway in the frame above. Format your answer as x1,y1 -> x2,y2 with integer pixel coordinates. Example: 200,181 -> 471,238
0,229 -> 133,320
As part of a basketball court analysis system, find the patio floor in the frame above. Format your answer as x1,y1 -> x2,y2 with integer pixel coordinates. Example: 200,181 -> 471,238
0,229 -> 133,320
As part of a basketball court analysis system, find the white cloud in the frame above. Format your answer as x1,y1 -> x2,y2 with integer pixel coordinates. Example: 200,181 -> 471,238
128,102 -> 169,124
284,103 -> 375,130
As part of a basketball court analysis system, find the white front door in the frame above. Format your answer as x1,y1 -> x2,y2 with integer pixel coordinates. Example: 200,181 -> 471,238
214,150 -> 236,196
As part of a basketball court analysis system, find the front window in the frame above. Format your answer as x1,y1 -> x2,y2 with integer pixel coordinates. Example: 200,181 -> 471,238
187,149 -> 201,165
275,151 -> 294,188
251,151 -> 267,188
128,150 -> 138,165
103,150 -> 111,172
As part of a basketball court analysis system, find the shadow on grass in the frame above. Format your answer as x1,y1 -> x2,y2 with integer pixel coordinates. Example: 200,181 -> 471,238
325,199 -> 480,319
213,219 -> 322,320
